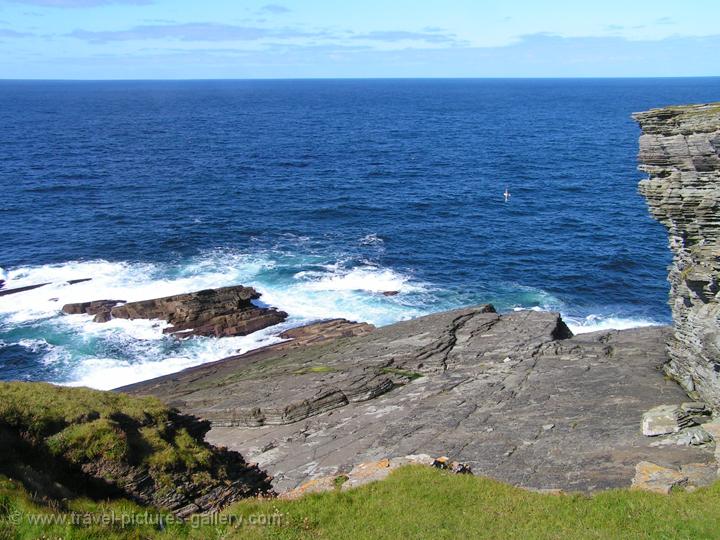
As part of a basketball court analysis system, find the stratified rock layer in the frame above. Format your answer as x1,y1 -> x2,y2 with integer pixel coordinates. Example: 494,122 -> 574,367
63,285 -> 288,338
634,103 -> 720,408
120,308 -> 714,493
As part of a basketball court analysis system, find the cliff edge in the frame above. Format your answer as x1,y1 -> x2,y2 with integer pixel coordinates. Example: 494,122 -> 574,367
634,103 -> 720,408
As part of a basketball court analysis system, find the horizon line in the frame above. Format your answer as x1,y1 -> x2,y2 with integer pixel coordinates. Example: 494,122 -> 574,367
2,75 -> 720,82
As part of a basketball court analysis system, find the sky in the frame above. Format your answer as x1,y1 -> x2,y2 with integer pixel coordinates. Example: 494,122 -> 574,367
0,0 -> 718,79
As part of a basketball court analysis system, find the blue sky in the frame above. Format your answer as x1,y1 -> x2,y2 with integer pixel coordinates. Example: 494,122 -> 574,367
0,0 -> 718,78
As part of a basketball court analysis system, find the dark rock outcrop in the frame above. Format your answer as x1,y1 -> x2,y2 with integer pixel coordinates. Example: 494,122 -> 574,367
120,307 -> 713,493
111,285 -> 287,338
634,103 -> 720,408
63,285 -> 288,338
62,300 -> 126,322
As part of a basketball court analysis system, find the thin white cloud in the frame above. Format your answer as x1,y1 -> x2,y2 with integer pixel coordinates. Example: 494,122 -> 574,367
5,0 -> 151,6
68,22 -> 326,43
351,30 -> 459,44
0,27 -> 33,37
10,32 -> 720,78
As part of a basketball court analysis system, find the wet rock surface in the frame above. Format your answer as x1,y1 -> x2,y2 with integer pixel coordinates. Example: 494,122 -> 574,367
634,103 -> 720,409
63,285 -> 288,338
120,307 -> 714,494
62,299 -> 126,322
0,278 -> 92,297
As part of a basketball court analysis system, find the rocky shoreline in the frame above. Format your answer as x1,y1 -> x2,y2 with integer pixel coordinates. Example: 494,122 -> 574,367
120,307 -> 718,495
1,101 -> 718,513
117,101 -> 720,498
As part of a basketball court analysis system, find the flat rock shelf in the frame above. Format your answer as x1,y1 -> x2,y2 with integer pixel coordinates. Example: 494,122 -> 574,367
119,307 -> 715,494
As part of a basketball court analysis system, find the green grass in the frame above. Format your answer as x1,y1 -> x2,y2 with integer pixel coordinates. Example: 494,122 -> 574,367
3,466 -> 720,539
0,382 -> 214,474
0,382 -> 169,440
3,382 -> 720,538
332,475 -> 349,490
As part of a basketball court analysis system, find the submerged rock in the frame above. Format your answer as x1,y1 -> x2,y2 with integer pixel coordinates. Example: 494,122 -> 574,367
634,103 -> 720,409
0,278 -> 92,297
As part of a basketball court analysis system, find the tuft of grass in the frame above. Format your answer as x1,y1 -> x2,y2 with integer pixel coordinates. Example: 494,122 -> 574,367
0,382 -> 169,439
0,382 -> 214,480
46,418 -> 130,463
333,475 -> 349,490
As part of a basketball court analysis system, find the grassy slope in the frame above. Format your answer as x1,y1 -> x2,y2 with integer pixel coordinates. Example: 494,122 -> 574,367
0,382 -> 214,474
2,466 -> 720,540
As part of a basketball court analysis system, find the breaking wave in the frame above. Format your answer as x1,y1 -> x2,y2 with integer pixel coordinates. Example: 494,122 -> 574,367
0,249 -> 666,389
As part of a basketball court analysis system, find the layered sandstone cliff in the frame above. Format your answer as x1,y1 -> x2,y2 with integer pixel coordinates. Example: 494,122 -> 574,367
634,103 -> 720,407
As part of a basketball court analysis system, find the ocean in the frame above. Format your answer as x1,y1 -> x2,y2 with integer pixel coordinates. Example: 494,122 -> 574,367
2,78 -> 719,389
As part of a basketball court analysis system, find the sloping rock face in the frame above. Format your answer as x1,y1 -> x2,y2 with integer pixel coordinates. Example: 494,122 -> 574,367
120,308 -> 714,493
63,285 -> 288,338
634,103 -> 720,408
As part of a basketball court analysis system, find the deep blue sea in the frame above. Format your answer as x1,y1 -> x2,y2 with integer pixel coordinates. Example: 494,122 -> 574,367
1,78 -> 719,389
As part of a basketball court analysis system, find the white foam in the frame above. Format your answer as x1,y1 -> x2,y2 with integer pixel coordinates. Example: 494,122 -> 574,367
299,266 -> 421,293
65,325 -> 287,390
0,257 -> 253,324
40,346 -> 72,367
259,265 -> 430,326
564,314 -> 662,335
17,338 -> 50,353
359,233 -> 384,246
0,253 -> 430,388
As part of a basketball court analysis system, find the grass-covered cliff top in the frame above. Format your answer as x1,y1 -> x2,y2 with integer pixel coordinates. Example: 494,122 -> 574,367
2,465 -> 720,539
0,382 -> 272,516
633,102 -> 720,134
0,381 -> 210,471
2,382 -> 720,538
